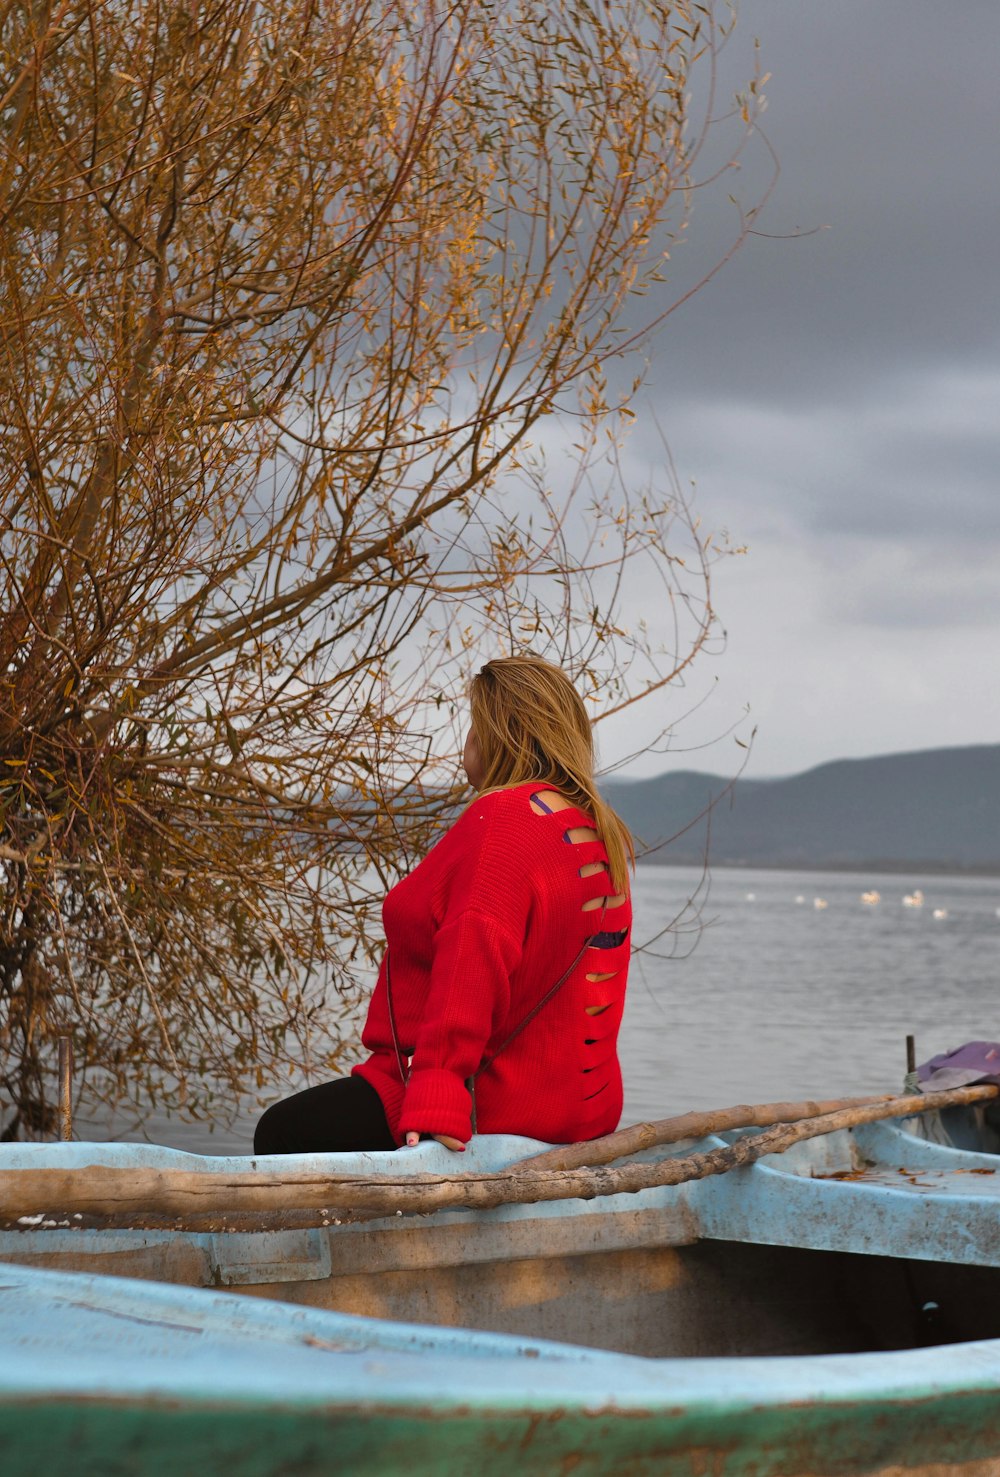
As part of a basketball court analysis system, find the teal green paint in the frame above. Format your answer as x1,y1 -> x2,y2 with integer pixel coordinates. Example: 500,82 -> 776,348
2,1388 -> 1000,1477
8,1113 -> 1000,1477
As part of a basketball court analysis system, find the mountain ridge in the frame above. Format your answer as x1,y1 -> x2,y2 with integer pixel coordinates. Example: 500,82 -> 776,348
602,742 -> 1000,872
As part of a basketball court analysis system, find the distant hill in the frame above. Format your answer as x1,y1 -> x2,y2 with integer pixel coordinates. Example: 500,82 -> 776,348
602,743 -> 1000,872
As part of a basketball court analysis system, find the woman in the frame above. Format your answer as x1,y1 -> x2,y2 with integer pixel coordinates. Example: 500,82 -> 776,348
254,655 -> 633,1155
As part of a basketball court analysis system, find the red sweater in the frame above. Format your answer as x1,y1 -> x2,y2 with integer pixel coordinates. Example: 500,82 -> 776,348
353,782 -> 631,1145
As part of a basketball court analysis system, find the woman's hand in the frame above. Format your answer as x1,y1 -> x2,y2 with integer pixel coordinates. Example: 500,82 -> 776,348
404,1131 -> 466,1152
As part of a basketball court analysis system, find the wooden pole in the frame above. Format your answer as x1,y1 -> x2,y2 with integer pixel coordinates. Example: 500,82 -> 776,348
0,1083 -> 995,1228
511,1094 -> 892,1174
57,1037 -> 73,1142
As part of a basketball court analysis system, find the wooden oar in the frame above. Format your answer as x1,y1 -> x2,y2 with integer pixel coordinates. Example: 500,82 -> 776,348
0,1084 -> 995,1230
511,1094 -> 894,1173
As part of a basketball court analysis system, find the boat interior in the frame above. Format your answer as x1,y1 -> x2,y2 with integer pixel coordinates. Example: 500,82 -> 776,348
3,1102 -> 1000,1361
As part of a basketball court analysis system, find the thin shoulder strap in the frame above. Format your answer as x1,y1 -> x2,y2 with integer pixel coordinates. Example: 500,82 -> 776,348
472,899 -> 607,1083
384,790 -> 611,1129
383,898 -> 607,1112
384,954 -> 410,1087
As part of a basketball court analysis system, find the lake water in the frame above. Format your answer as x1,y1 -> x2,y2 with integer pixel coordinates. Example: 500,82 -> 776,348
620,866 -> 1000,1126
79,865 -> 1000,1153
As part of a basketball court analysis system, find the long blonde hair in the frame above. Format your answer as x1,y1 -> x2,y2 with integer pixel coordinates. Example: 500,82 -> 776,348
469,655 -> 634,893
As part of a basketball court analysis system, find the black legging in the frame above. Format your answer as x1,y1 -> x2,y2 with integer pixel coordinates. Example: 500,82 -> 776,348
253,1075 -> 396,1155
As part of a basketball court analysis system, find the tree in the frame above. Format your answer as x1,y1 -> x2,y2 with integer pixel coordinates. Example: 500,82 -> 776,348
0,0 -> 765,1138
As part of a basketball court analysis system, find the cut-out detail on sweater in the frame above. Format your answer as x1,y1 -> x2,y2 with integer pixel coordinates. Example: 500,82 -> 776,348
583,1046 -> 616,1070
528,789 -> 573,816
583,1080 -> 609,1101
529,793 -> 626,916
565,823 -> 599,846
525,785 -> 629,1115
582,891 -> 626,913
589,929 -> 629,950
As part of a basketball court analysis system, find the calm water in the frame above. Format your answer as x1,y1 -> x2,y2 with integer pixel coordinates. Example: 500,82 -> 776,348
79,865 -> 1000,1153
620,866 -> 1000,1125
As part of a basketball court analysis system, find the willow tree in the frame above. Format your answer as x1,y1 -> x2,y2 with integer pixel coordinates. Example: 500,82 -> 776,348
0,0 -> 764,1137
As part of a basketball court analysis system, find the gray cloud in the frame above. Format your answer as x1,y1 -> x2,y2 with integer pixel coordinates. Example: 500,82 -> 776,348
608,0 -> 1000,777
641,372 -> 1000,547
650,1 -> 1000,398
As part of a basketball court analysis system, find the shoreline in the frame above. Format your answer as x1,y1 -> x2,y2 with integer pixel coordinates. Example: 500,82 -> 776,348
637,857 -> 1000,880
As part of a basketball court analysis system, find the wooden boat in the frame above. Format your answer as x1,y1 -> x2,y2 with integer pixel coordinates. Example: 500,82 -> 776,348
3,1092 -> 1000,1473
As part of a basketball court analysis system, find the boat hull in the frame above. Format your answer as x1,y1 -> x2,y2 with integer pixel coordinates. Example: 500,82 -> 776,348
4,1261 -> 1000,1477
5,1107 -> 1000,1472
4,1398 -> 1000,1477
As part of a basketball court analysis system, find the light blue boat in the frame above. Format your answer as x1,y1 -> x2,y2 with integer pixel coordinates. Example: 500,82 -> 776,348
3,1102 -> 1000,1473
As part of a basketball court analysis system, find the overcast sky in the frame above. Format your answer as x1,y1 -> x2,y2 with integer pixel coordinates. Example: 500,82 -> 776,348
602,0 -> 1000,780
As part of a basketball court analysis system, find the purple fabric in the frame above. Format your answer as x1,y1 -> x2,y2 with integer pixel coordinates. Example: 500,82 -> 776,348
918,1041 -> 1000,1091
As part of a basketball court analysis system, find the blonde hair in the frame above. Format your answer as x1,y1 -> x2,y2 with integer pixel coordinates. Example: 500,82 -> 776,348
469,655 -> 634,893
